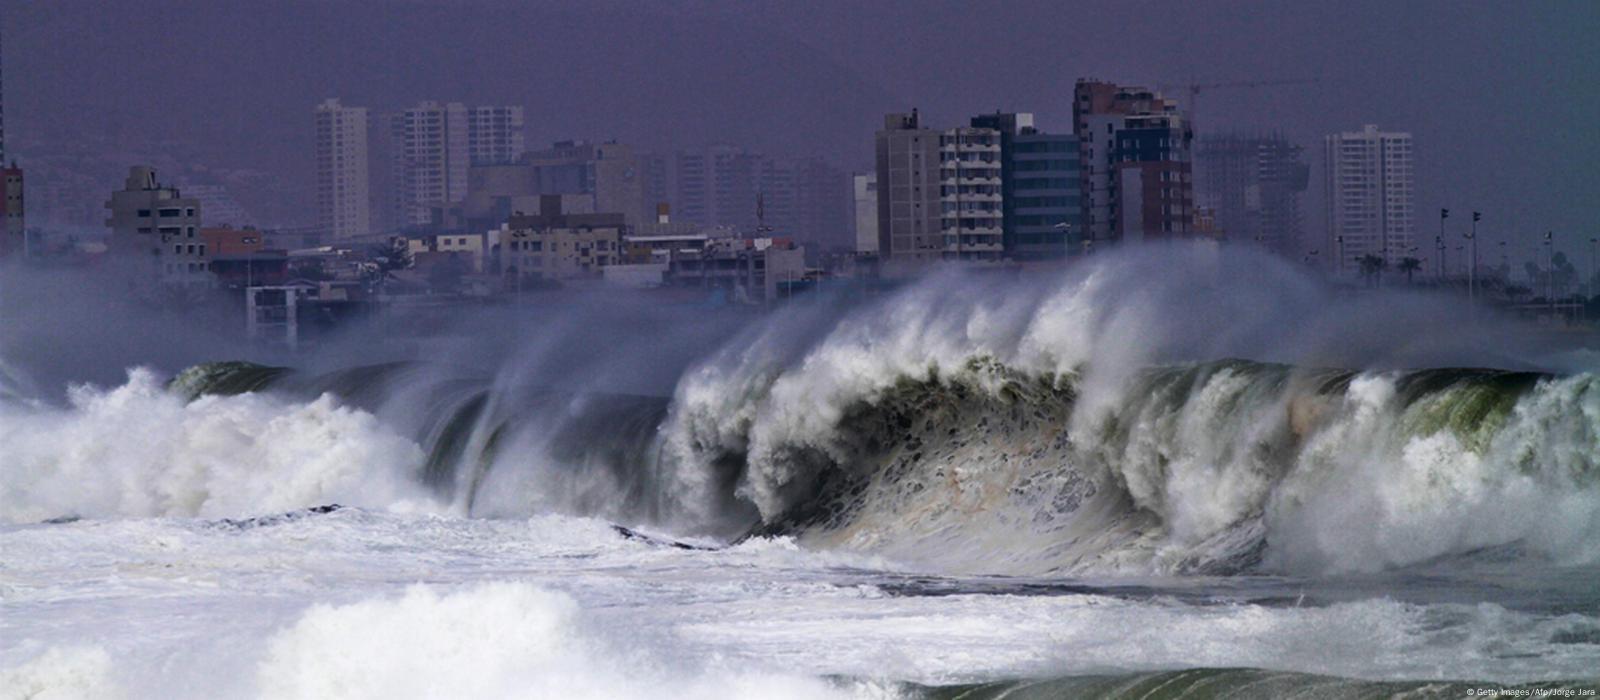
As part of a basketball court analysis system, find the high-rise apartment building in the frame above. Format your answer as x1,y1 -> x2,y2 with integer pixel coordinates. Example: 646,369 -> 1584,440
938,126 -> 1005,260
970,112 -> 1084,260
875,111 -> 1003,263
1073,80 -> 1195,245
643,147 -> 847,245
390,101 -> 468,228
105,166 -> 209,287
874,112 -> 944,261
755,158 -> 797,234
0,34 -> 22,258
524,140 -> 646,227
1323,124 -> 1414,273
794,158 -> 851,250
314,98 -> 372,240
0,33 -> 7,167
386,102 -> 527,229
691,145 -> 758,231
467,106 -> 525,166
1196,132 -> 1310,256
853,173 -> 878,254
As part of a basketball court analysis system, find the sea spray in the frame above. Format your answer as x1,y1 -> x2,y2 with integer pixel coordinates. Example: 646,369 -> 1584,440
0,368 -> 440,522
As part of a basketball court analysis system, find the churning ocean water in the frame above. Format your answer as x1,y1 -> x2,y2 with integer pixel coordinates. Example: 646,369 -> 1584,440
3,247 -> 1598,699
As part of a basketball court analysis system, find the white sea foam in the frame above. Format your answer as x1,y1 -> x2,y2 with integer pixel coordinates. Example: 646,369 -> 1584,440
0,368 -> 440,523
256,582 -> 895,700
0,646 -> 118,700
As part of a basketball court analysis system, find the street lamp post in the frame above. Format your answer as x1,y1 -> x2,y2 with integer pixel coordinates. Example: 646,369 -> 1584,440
1439,208 -> 1449,283
1545,232 -> 1555,317
1463,212 -> 1481,303
1335,235 -> 1344,277
1054,221 -> 1073,261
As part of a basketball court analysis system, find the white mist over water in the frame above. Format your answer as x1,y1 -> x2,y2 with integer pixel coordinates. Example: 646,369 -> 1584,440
647,250 -> 1599,575
3,245 -> 1598,697
0,368 -> 441,523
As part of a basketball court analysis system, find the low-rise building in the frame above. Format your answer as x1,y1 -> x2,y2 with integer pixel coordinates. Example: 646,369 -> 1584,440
668,237 -> 806,302
405,232 -> 489,273
105,166 -> 210,288
503,195 -> 624,282
1,164 -> 22,258
201,225 -> 266,257
434,233 -> 486,273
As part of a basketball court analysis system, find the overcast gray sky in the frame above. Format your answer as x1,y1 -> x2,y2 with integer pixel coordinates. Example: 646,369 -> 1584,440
4,0 -> 1597,257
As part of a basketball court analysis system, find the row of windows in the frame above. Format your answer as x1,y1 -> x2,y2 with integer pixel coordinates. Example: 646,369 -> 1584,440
939,134 -> 998,146
172,244 -> 207,256
939,185 -> 1001,196
1013,196 -> 1078,208
939,153 -> 999,163
1014,215 -> 1079,227
1013,160 -> 1077,172
1015,177 -> 1077,190
1014,232 -> 1072,245
941,202 -> 1002,213
1014,141 -> 1076,153
135,208 -> 196,218
508,239 -> 618,252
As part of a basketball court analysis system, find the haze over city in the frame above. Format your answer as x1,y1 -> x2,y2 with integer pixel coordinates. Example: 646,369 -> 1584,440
3,3 -> 1600,699
3,0 -> 1597,257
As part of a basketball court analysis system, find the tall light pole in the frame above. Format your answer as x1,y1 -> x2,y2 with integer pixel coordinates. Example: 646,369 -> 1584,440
1054,221 -> 1073,262
1439,208 -> 1449,282
1544,231 -> 1555,317
1335,235 -> 1344,277
1465,212 -> 1480,303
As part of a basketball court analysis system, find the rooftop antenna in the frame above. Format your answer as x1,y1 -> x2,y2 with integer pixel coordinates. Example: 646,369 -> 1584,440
755,192 -> 772,236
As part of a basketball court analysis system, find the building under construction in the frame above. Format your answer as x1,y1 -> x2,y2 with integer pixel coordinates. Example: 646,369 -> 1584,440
1195,131 -> 1310,258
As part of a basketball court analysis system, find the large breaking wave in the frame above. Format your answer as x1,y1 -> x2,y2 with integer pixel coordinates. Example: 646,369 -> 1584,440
4,245 -> 1597,577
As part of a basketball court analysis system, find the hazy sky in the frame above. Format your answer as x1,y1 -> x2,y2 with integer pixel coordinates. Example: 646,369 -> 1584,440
4,0 -> 1597,257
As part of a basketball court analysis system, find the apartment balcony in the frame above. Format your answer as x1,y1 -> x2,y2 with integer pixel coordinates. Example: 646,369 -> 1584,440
940,193 -> 1002,202
941,237 -> 1004,252
940,142 -> 1001,151
952,175 -> 1001,185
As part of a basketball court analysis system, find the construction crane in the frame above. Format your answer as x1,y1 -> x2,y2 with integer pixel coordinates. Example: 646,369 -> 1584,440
1156,78 -> 1320,131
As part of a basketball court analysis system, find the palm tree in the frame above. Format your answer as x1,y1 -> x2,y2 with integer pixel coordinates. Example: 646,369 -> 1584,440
1357,254 -> 1387,287
365,236 -> 415,292
1398,257 -> 1422,285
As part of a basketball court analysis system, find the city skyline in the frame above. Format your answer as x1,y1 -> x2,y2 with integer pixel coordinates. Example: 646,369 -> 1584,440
4,6 -> 1600,695
1,0 -> 1595,258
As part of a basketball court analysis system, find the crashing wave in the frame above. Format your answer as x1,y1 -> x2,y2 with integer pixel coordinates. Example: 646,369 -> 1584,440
155,351 -> 1600,578
10,249 -> 1599,577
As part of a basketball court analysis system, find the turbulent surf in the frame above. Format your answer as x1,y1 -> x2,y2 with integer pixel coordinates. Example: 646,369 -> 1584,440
4,247 -> 1598,698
